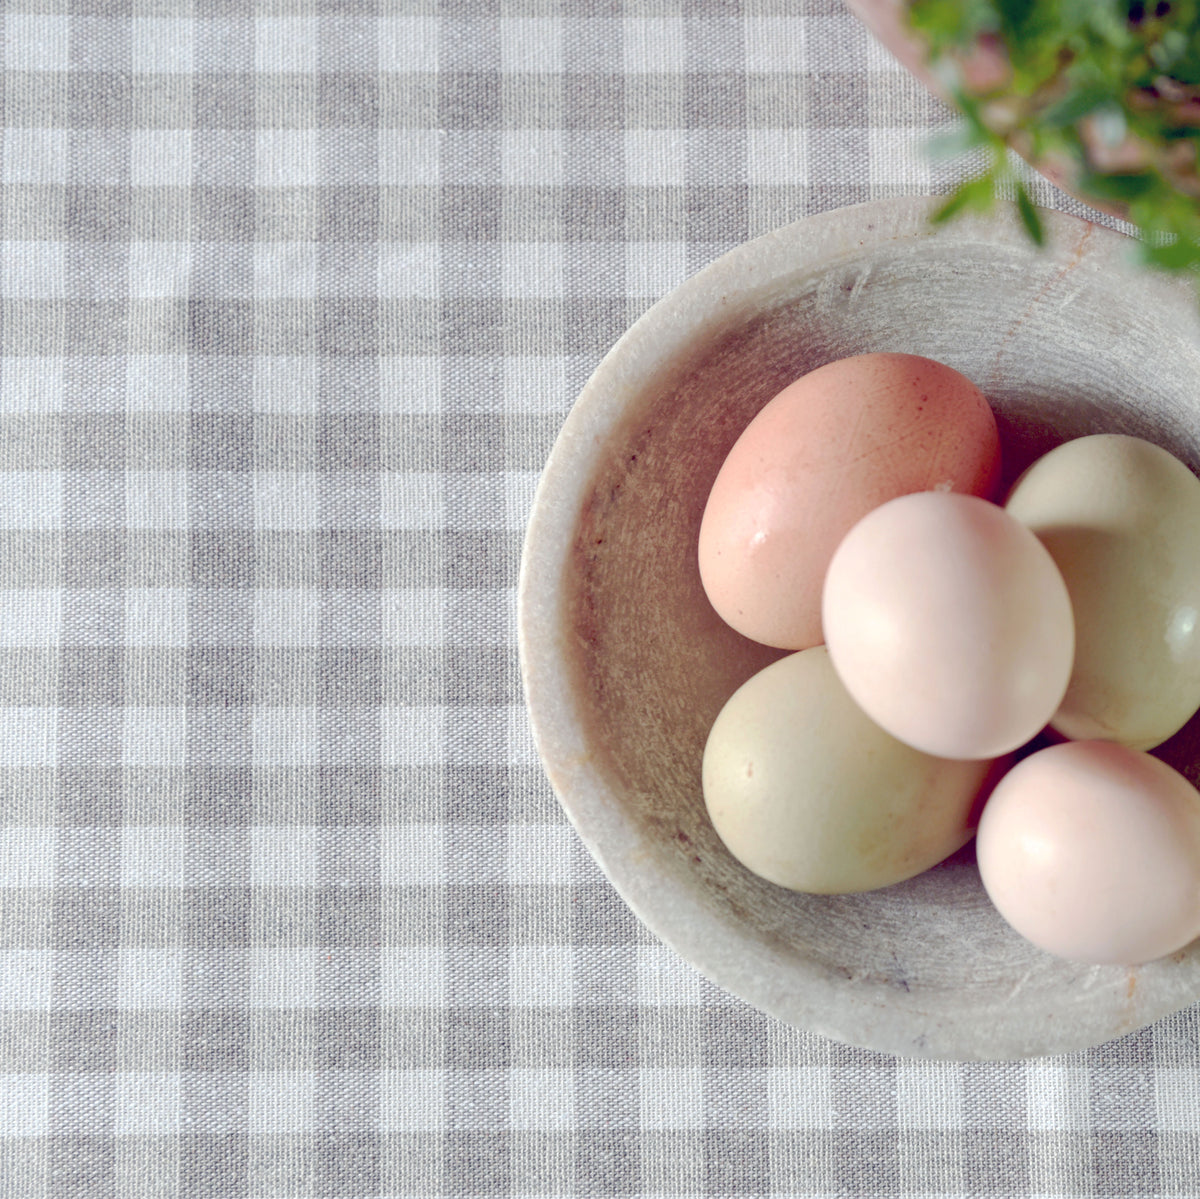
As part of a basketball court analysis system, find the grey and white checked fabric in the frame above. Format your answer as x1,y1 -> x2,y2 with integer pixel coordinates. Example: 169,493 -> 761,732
0,1 -> 1195,1196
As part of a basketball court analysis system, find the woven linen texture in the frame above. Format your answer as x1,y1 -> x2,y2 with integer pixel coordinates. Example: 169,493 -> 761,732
0,1 -> 1194,1196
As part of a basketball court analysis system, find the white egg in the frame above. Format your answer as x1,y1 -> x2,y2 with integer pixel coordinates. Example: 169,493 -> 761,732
822,491 -> 1074,760
977,741 -> 1200,964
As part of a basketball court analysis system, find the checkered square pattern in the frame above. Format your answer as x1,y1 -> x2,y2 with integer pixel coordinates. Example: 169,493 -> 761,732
0,1 -> 1192,1196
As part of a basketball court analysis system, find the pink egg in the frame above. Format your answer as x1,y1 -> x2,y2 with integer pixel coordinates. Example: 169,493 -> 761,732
698,353 -> 1000,650
977,741 -> 1200,965
822,492 -> 1074,760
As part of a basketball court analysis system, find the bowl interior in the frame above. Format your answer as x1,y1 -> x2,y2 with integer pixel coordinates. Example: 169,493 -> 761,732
522,199 -> 1200,1058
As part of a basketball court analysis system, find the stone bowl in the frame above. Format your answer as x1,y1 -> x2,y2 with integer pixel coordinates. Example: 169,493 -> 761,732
517,197 -> 1200,1060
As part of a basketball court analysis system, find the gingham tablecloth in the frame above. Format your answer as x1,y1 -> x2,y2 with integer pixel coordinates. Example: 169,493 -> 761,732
0,2 -> 1197,1196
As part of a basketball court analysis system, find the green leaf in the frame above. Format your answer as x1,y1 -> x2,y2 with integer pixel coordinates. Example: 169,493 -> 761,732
994,0 -> 1034,35
932,175 -> 997,224
955,90 -> 1001,143
1167,57 -> 1200,84
1151,29 -> 1190,70
924,124 -> 986,161
1016,183 -> 1046,245
1039,85 -> 1118,129
909,0 -> 998,48
1059,0 -> 1101,28
1141,236 -> 1200,271
1076,170 -> 1160,201
931,188 -> 976,226
1082,1 -> 1133,49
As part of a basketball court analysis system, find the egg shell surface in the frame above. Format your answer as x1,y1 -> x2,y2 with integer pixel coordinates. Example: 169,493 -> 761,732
697,353 -> 1000,650
822,491 -> 1074,760
702,646 -> 995,894
1005,434 -> 1200,751
977,740 -> 1200,965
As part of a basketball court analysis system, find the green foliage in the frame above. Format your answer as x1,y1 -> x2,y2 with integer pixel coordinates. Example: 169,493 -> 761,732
909,0 -> 1200,290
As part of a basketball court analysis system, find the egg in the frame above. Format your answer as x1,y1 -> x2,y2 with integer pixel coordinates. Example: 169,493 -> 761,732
822,492 -> 1074,760
702,646 -> 995,893
1005,434 -> 1200,750
698,353 -> 1000,650
977,741 -> 1200,964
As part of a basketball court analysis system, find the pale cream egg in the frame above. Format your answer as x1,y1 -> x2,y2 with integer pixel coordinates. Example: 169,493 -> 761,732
702,646 -> 995,894
1005,434 -> 1200,750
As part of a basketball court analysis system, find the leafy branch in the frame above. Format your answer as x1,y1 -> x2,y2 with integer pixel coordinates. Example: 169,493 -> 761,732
908,0 -> 1200,285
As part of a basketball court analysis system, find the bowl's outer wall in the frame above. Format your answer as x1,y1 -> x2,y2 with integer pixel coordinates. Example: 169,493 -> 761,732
518,198 -> 1200,1060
